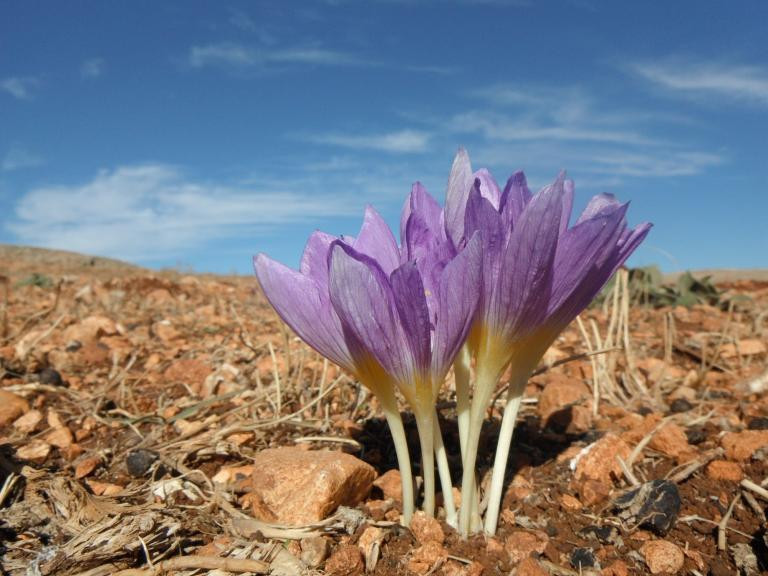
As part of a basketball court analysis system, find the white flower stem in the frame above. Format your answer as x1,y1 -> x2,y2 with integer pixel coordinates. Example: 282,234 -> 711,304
454,345 -> 471,462
378,391 -> 415,525
415,411 -> 436,517
433,410 -> 457,528
482,372 -> 527,535
457,365 -> 498,537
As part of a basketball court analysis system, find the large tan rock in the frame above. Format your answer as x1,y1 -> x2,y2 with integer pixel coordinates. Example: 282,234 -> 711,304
249,447 -> 376,525
62,315 -> 118,344
537,375 -> 592,433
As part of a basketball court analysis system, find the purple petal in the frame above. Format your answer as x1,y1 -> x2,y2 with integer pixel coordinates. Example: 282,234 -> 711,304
300,230 -> 336,292
353,205 -> 400,275
464,182 -> 504,310
560,178 -> 575,236
400,182 -> 442,248
432,232 -> 482,381
473,168 -> 501,210
444,148 -> 474,248
575,193 -> 622,225
390,262 -> 432,381
547,202 -> 629,314
499,170 -> 532,231
404,211 -> 455,322
328,242 -> 415,384
494,175 -> 565,339
254,254 -> 353,371
549,221 -> 652,326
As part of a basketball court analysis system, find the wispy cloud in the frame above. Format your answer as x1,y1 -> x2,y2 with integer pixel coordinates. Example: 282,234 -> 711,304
1,76 -> 38,100
80,58 -> 105,78
1,147 -> 44,172
6,164 -> 362,261
630,59 -> 768,107
304,129 -> 431,153
189,42 -> 366,69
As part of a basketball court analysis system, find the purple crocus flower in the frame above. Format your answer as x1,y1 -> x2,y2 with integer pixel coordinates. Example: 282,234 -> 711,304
254,204 -> 482,522
444,149 -> 652,535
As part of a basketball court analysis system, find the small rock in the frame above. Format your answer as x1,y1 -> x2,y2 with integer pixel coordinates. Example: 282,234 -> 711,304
249,447 -> 376,525
270,548 -> 304,576
580,478 -> 613,506
407,541 -> 445,575
194,535 -> 232,557
74,455 -> 102,479
538,375 -> 592,432
641,540 -> 684,574
613,480 -> 681,536
504,530 -> 549,564
649,422 -> 694,461
721,430 -> 768,460
373,468 -> 402,502
0,390 -> 29,427
86,479 -> 124,496
601,560 -> 629,576
516,557 -> 548,576
747,416 -> 768,430
37,368 -> 64,387
324,544 -> 364,576
163,358 -> 211,396
668,398 -> 693,413
300,536 -> 329,568
560,493 -> 583,511
212,464 -> 254,492
62,315 -> 118,344
572,433 -> 631,485
571,547 -> 597,569
126,449 -> 159,477
45,426 -> 73,449
16,439 -> 51,462
12,409 -> 43,434
686,426 -> 706,445
705,460 -> 743,482
410,511 -> 445,545
720,339 -> 766,358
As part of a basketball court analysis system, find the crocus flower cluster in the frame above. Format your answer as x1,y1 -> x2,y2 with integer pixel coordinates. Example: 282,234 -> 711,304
255,149 -> 651,536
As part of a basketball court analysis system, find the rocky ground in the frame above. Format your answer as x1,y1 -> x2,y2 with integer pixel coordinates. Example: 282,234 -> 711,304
0,245 -> 766,576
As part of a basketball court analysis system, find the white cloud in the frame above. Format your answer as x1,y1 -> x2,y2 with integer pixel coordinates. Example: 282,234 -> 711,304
1,76 -> 38,100
1,147 -> 43,172
189,42 -> 365,69
7,164 -> 362,262
631,59 -> 768,107
80,58 -> 105,78
305,129 -> 431,153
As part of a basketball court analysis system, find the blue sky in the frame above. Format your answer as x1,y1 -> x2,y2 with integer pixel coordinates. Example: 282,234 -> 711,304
1,1 -> 766,274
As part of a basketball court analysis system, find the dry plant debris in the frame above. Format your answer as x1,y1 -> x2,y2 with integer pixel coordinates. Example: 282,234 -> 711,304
0,245 -> 767,575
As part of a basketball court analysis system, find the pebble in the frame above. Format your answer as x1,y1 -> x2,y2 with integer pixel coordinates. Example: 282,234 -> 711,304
126,449 -> 159,477
0,390 -> 29,427
504,530 -> 549,564
705,460 -> 743,482
37,367 -> 64,387
409,511 -> 445,545
721,430 -> 768,460
570,547 -> 597,569
373,468 -> 402,502
641,540 -> 684,574
747,416 -> 768,430
613,480 -> 680,536
668,398 -> 693,413
323,543 -> 365,576
516,557 -> 549,576
299,536 -> 329,568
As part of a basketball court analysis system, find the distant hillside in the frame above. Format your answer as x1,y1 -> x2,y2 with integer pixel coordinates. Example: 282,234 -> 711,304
0,244 -> 144,279
664,268 -> 768,284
